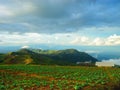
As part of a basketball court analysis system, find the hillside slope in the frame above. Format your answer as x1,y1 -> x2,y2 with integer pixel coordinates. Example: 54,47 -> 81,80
0,49 -> 98,65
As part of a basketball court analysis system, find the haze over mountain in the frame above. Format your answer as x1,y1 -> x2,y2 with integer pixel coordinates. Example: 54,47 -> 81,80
0,48 -> 97,65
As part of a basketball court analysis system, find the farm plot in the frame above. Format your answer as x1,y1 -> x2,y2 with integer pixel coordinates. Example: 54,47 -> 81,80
0,65 -> 120,90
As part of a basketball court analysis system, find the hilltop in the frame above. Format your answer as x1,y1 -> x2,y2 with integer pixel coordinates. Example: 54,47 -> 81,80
0,48 -> 98,65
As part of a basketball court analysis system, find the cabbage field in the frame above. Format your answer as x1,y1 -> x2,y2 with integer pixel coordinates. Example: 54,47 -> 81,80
0,65 -> 120,90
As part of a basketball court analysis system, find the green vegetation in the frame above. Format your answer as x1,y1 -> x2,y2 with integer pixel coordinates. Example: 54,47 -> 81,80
0,65 -> 120,90
0,49 -> 97,65
0,54 -> 6,63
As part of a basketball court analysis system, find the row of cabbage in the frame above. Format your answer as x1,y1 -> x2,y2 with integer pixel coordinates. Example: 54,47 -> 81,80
0,65 -> 120,90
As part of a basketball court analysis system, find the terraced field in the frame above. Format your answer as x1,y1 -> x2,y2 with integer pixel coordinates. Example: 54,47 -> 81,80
0,65 -> 120,90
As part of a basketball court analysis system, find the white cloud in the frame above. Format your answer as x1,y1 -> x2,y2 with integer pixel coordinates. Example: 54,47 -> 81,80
71,34 -> 120,46
85,50 -> 100,53
21,45 -> 30,49
0,32 -> 72,45
71,36 -> 90,45
102,58 -> 120,65
0,32 -> 120,46
105,34 -> 120,45
91,38 -> 105,46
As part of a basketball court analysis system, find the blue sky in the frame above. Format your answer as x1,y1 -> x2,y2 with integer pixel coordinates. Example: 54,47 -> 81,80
0,0 -> 120,49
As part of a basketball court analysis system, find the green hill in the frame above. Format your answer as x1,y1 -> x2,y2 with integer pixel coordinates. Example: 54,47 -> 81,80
0,49 -> 98,65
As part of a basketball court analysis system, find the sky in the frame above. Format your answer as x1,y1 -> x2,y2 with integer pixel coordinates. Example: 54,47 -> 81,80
0,0 -> 120,53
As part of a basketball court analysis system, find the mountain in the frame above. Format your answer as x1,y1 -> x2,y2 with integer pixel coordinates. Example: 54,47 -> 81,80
0,49 -> 98,65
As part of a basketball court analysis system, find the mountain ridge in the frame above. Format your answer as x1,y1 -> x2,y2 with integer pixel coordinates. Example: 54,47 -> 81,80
0,48 -> 98,65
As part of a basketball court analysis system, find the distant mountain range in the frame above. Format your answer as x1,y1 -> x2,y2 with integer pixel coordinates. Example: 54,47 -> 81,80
0,45 -> 120,61
0,48 -> 98,65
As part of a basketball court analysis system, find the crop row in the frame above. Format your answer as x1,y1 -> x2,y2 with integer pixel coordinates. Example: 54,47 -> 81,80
0,65 -> 120,90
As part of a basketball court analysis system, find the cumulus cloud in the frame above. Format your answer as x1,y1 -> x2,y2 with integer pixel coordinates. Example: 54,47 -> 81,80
71,36 -> 89,45
0,32 -> 72,45
105,34 -> 120,45
102,58 -> 120,65
71,34 -> 120,46
0,31 -> 120,46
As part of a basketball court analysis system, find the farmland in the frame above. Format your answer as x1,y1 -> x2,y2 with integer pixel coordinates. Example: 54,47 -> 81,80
0,65 -> 120,90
